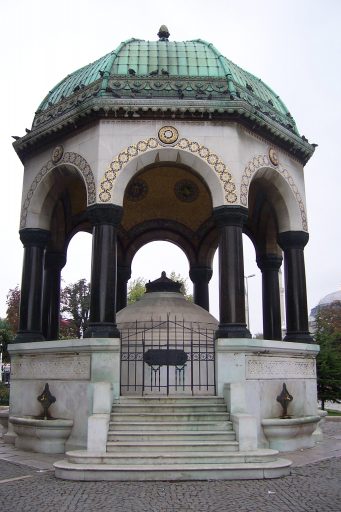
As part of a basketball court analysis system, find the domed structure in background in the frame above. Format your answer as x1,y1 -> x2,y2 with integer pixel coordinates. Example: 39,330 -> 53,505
118,272 -> 218,396
318,290 -> 341,307
117,271 -> 218,328
309,289 -> 341,330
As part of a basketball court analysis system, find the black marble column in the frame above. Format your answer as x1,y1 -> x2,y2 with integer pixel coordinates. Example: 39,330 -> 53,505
117,265 -> 131,312
257,254 -> 283,341
15,228 -> 50,343
189,265 -> 213,311
213,206 -> 251,338
84,204 -> 123,338
42,251 -> 66,341
278,231 -> 313,343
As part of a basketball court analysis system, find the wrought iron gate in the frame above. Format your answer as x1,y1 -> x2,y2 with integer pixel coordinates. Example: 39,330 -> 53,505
120,317 -> 216,395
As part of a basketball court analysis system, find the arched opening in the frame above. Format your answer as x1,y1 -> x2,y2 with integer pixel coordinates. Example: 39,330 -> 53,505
29,166 -> 91,341
246,169 -> 301,340
129,240 -> 193,300
62,232 -> 92,285
242,234 -> 262,337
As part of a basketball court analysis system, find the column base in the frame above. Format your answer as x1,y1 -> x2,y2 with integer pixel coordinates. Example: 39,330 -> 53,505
84,323 -> 120,339
215,323 -> 251,339
283,331 -> 314,343
14,331 -> 45,343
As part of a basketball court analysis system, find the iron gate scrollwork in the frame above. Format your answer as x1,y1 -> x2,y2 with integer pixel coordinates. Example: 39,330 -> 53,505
120,317 -> 216,395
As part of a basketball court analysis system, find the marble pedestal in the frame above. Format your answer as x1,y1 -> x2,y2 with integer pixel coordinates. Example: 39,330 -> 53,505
8,338 -> 120,451
215,338 -> 320,450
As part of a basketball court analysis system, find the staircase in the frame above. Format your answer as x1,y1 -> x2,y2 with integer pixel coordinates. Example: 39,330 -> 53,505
54,396 -> 292,481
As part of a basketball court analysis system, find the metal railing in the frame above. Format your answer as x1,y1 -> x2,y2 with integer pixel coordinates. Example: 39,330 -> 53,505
120,316 -> 216,396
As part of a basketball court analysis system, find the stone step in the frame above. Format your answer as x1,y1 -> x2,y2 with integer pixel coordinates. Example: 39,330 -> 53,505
114,396 -> 225,405
107,430 -> 236,442
66,449 -> 279,466
110,412 -> 230,422
112,404 -> 227,414
109,420 -> 233,431
54,457 -> 292,481
106,440 -> 239,453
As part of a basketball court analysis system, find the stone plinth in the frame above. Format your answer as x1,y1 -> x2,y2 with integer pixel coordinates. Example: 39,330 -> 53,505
216,338 -> 320,449
8,338 -> 120,451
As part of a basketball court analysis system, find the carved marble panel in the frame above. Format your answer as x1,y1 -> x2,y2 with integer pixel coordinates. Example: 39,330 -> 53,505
246,356 -> 316,380
11,354 -> 91,380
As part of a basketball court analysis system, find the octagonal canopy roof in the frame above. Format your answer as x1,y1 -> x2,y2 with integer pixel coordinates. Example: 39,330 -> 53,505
37,28 -> 297,132
14,26 -> 315,164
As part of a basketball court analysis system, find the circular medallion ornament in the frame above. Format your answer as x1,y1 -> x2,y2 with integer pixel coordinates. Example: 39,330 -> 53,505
269,147 -> 279,166
175,180 -> 199,203
126,179 -> 148,202
52,145 -> 64,164
158,126 -> 179,145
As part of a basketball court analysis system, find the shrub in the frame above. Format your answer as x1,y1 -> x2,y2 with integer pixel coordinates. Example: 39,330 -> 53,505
0,384 -> 9,405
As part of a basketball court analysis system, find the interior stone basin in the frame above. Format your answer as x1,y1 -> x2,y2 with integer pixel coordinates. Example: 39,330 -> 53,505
10,416 -> 73,454
262,415 -> 320,452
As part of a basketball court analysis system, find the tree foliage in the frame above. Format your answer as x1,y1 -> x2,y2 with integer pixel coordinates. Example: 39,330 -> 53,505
127,277 -> 147,304
315,301 -> 341,409
0,318 -> 14,363
169,272 -> 193,302
60,279 -> 90,338
127,272 -> 193,305
6,286 -> 20,333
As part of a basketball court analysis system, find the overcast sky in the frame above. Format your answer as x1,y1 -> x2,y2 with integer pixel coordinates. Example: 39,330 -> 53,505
1,0 -> 340,335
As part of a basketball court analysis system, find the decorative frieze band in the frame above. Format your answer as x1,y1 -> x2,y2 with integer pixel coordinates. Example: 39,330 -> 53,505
99,130 -> 237,204
20,151 -> 96,229
246,356 -> 316,379
240,153 -> 307,231
11,355 -> 91,380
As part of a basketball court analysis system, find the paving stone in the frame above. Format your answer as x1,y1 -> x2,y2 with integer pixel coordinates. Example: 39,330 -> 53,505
0,420 -> 339,511
0,457 -> 340,512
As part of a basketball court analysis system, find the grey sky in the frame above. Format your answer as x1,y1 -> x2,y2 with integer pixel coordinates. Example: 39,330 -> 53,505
1,0 -> 340,334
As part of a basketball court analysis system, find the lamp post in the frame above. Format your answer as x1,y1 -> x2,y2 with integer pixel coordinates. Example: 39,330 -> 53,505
244,274 -> 255,333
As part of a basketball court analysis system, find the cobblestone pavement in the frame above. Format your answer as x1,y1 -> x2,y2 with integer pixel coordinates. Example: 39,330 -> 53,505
0,457 -> 340,512
0,421 -> 339,512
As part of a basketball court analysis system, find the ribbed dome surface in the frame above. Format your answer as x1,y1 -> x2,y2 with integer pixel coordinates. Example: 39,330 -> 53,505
318,291 -> 341,306
34,30 -> 298,135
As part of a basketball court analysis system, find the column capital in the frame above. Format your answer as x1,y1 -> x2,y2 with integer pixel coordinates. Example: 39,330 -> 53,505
278,231 -> 309,250
45,251 -> 67,270
213,205 -> 248,228
117,265 -> 132,282
19,228 -> 50,248
189,266 -> 213,284
87,204 -> 123,227
257,253 -> 283,271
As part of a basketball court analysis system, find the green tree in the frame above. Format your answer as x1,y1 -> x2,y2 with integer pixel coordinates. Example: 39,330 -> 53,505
127,277 -> 147,304
0,318 -> 14,363
60,279 -> 90,338
169,272 -> 193,302
315,301 -> 341,410
127,272 -> 193,304
6,286 -> 20,333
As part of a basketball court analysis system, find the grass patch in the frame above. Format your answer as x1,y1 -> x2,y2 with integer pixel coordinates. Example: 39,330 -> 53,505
326,408 -> 341,416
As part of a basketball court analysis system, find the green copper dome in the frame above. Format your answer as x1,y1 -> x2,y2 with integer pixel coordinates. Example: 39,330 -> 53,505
14,27 -> 314,164
37,35 -> 296,130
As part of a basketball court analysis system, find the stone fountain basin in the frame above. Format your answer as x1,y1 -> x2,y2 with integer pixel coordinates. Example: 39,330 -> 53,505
10,416 -> 73,454
262,415 -> 320,452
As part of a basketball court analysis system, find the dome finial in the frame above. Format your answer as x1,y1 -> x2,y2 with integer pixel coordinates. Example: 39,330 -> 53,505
158,25 -> 170,41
